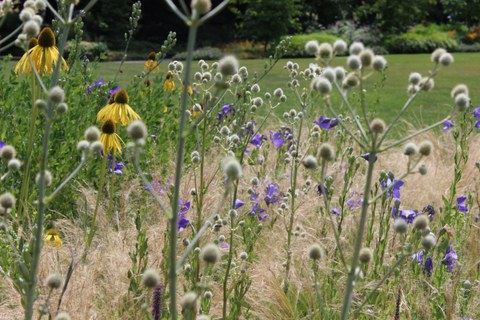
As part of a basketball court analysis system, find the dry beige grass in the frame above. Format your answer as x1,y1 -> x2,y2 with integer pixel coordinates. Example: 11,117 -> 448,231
1,131 -> 479,319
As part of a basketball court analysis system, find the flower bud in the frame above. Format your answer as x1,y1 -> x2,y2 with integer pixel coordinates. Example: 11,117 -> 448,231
304,40 -> 319,55
222,156 -> 242,180
319,143 -> 335,161
84,126 -> 100,142
413,215 -> 429,230
370,118 -> 386,134
191,0 -> 211,14
308,244 -> 323,260
347,55 -> 361,70
45,273 -> 63,289
359,247 -> 373,264
48,86 -> 65,104
142,269 -> 160,288
127,120 -> 148,140
393,219 -> 408,234
302,155 -> 318,169
418,141 -> 433,156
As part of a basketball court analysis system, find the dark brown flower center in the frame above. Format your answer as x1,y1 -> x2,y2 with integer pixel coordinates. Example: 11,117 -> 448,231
114,89 -> 129,104
28,37 -> 38,49
38,27 -> 56,48
147,51 -> 156,61
102,120 -> 115,134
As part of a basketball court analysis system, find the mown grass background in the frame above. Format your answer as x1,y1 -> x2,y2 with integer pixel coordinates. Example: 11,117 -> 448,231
6,52 -> 480,126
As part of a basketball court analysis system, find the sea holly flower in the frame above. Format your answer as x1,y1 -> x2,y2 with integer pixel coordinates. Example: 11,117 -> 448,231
264,183 -> 280,205
442,120 -> 453,131
269,131 -> 286,148
178,199 -> 190,231
457,196 -> 468,213
313,116 -> 339,130
441,244 -> 458,272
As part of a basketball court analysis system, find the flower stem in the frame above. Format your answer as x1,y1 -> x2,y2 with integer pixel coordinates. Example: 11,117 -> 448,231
168,12 -> 199,319
340,141 -> 376,320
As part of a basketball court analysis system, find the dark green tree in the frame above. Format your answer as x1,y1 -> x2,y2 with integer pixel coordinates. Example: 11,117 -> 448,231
233,0 -> 300,51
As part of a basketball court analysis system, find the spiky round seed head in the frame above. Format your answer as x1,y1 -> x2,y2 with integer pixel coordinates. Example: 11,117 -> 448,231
220,126 -> 230,136
23,20 -> 40,38
45,273 -> 63,289
455,93 -> 469,111
421,234 -> 436,250
439,53 -> 454,66
302,155 -> 318,169
0,192 -> 15,209
181,291 -> 198,310
89,141 -> 103,153
239,252 -> 248,260
407,84 -> 419,95
334,67 -> 346,81
319,143 -> 335,161
393,219 -> 408,234
8,159 -> 21,171
359,247 -> 373,264
19,9 -> 33,22
408,72 -> 422,85
413,215 -> 429,230
304,40 -> 319,55
359,49 -> 374,67
127,120 -> 148,140
84,126 -> 100,142
419,78 -> 434,92
344,73 -> 359,87
204,291 -> 213,300
56,103 -> 68,114
251,84 -> 260,93
142,269 -> 160,288
403,142 -> 417,156
201,243 -> 220,264
321,67 -> 335,82
48,86 -> 64,104
463,280 -> 472,289
35,170 -> 52,186
450,84 -> 469,98
222,157 -> 242,180
333,39 -> 347,54
32,15 -> 43,27
0,145 -> 16,160
313,77 -> 332,95
431,48 -> 447,63
308,244 -> 323,260
318,43 -> 333,59
370,118 -> 386,134
372,55 -> 387,71
55,312 -> 71,320
347,55 -> 361,70
35,99 -> 47,110
218,55 -> 239,76
419,164 -> 428,175
349,42 -> 364,55
191,0 -> 212,14
418,141 -> 433,156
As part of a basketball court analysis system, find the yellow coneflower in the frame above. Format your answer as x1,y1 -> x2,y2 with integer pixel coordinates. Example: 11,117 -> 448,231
144,51 -> 158,73
181,85 -> 193,96
164,72 -> 175,91
100,120 -> 123,155
45,229 -> 63,248
15,27 -> 69,75
97,89 -> 141,126
163,105 -> 168,113
192,103 -> 204,118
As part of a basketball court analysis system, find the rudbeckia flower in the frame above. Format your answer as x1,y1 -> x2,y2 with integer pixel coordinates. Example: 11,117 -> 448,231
97,89 -> 140,125
100,120 -> 123,155
15,27 -> 68,75
164,72 -> 175,91
45,229 -> 63,247
144,51 -> 158,73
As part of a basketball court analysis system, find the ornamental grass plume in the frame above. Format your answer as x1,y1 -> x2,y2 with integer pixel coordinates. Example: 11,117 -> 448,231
15,27 -> 68,75
144,51 -> 158,73
96,89 -> 140,126
99,120 -> 123,155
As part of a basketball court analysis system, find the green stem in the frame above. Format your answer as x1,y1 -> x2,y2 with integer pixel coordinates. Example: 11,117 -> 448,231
84,154 -> 108,256
24,23 -> 71,320
106,158 -> 115,222
222,214 -> 235,319
168,13 -> 199,319
340,140 -> 376,320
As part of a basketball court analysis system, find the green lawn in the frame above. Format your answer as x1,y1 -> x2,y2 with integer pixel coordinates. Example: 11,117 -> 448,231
6,53 -> 480,127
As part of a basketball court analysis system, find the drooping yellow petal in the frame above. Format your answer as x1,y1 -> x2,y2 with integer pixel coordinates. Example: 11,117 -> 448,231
164,79 -> 175,91
100,132 -> 123,155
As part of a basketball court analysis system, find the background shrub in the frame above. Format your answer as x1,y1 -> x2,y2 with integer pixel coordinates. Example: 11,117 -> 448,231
386,24 -> 459,53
